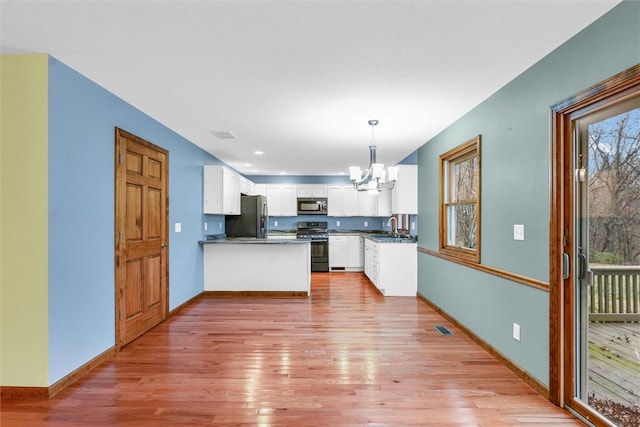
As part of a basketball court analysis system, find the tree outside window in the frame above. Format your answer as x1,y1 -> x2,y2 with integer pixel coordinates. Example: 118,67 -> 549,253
439,135 -> 481,263
588,107 -> 640,265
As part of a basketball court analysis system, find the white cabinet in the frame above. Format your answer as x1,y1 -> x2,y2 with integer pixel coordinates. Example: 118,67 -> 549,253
347,235 -> 364,269
357,190 -> 391,217
363,238 -> 417,296
376,189 -> 392,217
358,191 -> 376,217
266,185 -> 282,216
282,185 -> 297,215
297,184 -> 328,198
255,180 -> 393,217
328,185 -> 360,217
267,184 -> 297,216
254,183 -> 267,196
330,235 -> 363,271
329,236 -> 348,270
342,186 -> 359,216
203,165 -> 241,215
391,165 -> 418,214
239,176 -> 255,196
364,239 -> 379,286
327,186 -> 343,216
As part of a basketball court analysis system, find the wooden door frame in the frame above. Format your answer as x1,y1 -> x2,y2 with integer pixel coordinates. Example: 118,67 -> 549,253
114,128 -> 170,350
549,64 -> 640,421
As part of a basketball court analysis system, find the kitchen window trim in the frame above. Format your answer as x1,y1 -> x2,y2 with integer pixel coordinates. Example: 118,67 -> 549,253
439,135 -> 482,264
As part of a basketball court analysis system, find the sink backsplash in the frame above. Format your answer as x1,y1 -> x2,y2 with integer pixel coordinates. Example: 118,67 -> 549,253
267,215 -> 417,235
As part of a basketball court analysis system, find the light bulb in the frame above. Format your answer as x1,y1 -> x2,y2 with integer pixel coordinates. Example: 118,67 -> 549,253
349,167 -> 362,181
372,163 -> 384,179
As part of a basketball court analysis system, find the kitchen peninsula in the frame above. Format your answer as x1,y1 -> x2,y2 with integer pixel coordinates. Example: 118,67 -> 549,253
201,238 -> 311,296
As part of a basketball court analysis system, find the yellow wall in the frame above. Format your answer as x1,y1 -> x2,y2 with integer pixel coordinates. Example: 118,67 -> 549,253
0,54 -> 49,386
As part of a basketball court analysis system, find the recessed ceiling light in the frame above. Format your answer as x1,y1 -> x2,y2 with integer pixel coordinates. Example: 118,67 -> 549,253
210,130 -> 236,140
279,171 -> 287,175
254,150 -> 264,155
244,163 -> 252,167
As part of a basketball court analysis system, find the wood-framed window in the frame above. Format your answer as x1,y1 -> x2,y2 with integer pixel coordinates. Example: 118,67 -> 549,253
439,135 -> 481,263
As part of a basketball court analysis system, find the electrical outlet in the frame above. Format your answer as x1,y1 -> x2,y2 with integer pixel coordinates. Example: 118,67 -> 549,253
513,323 -> 521,341
514,224 -> 525,241
219,222 -> 222,230
274,220 -> 278,226
336,221 -> 340,227
364,221 -> 368,227
204,223 -> 208,231
411,222 -> 415,230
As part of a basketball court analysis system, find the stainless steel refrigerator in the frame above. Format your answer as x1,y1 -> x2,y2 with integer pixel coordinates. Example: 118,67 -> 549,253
225,195 -> 268,238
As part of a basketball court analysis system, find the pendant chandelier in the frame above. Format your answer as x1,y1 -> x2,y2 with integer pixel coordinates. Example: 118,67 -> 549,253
349,119 -> 398,193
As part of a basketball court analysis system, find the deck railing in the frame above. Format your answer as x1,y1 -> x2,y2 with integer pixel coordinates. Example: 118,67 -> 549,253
589,266 -> 640,322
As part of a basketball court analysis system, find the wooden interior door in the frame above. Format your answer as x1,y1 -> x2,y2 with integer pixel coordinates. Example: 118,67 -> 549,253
115,128 -> 169,348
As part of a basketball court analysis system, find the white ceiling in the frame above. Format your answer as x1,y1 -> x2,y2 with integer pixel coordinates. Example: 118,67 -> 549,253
1,0 -> 621,176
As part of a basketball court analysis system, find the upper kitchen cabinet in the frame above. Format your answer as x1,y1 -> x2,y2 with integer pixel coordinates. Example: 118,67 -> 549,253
267,184 -> 297,216
203,165 -> 241,215
358,189 -> 391,217
327,185 -> 359,217
377,189 -> 392,217
254,183 -> 267,196
342,186 -> 359,216
297,184 -> 328,198
239,176 -> 255,196
391,165 -> 417,214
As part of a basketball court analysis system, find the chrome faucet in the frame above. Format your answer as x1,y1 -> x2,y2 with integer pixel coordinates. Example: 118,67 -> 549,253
387,217 -> 398,237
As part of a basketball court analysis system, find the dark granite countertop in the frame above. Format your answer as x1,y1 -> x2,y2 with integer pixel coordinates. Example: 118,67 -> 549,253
199,237 -> 309,245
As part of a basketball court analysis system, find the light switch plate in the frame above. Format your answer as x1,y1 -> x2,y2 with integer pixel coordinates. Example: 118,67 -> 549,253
513,224 -> 525,240
513,323 -> 521,341
175,222 -> 182,233
204,223 -> 208,231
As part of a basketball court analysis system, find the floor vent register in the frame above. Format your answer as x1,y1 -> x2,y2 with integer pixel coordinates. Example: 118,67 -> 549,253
434,325 -> 453,336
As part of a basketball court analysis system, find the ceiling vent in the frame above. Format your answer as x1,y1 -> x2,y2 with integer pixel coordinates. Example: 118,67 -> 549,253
211,130 -> 237,140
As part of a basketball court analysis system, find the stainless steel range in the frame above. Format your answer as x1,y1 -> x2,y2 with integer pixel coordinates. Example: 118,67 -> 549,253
296,221 -> 329,272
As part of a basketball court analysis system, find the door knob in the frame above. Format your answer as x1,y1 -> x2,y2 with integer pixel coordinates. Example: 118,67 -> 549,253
161,243 -> 167,248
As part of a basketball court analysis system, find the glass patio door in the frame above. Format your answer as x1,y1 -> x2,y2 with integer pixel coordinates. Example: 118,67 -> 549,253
574,97 -> 640,426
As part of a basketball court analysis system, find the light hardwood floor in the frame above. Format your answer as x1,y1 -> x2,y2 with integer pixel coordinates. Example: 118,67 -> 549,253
1,273 -> 582,426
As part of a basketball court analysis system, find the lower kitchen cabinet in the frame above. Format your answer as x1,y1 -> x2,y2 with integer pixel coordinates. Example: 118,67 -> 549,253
329,235 -> 363,271
347,236 -> 364,269
364,238 -> 417,296
364,239 -> 378,284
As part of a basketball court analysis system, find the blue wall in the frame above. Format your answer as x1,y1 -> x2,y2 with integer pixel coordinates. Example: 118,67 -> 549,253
269,215 -> 401,232
416,1 -> 639,386
47,57 -> 221,384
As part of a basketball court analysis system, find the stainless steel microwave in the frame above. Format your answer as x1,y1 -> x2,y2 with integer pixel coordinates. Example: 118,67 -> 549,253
297,198 -> 328,215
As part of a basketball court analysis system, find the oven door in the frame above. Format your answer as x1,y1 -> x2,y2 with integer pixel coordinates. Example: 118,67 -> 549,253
310,239 -> 329,272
